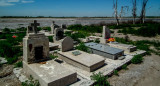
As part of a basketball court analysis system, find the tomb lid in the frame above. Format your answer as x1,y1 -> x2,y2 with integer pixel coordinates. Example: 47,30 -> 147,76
85,42 -> 124,55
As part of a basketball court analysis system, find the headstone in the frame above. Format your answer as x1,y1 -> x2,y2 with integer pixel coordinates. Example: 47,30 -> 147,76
61,36 -> 74,52
50,21 -> 59,34
26,26 -> 33,35
54,28 -> 64,41
61,24 -> 67,29
30,20 -> 40,34
100,26 -> 111,44
102,26 -> 110,39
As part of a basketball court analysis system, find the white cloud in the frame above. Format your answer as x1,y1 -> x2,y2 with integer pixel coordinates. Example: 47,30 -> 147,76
0,0 -> 34,6
0,0 -> 14,6
21,0 -> 34,3
7,0 -> 19,2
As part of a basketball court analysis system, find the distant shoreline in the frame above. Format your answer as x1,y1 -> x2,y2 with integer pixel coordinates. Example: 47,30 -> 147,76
0,18 -> 159,29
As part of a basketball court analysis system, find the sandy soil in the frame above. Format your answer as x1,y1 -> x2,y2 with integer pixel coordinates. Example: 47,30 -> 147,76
108,54 -> 160,86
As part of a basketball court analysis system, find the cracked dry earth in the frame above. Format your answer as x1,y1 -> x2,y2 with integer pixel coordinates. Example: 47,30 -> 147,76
108,54 -> 160,86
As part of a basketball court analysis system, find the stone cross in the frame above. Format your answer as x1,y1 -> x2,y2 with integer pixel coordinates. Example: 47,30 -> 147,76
31,20 -> 40,34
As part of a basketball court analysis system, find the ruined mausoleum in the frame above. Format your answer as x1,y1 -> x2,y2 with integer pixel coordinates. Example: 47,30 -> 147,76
23,20 -> 49,64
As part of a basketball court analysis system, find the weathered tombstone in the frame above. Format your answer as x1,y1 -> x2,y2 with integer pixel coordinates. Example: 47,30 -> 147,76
61,36 -> 74,52
61,24 -> 67,29
100,26 -> 111,44
102,26 -> 110,39
26,26 -> 33,35
50,21 -> 59,34
54,28 -> 64,41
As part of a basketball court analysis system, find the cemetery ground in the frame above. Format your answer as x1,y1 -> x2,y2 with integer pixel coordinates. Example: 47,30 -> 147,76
0,21 -> 160,86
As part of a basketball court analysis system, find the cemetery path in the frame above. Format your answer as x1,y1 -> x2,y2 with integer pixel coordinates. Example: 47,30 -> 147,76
108,54 -> 160,86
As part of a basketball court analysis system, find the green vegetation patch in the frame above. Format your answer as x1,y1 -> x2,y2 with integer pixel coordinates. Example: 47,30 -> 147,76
15,61 -> 23,68
113,70 -> 119,76
48,36 -> 53,42
67,24 -> 102,33
50,54 -> 58,59
22,75 -> 40,86
116,23 -> 160,37
91,72 -> 110,86
75,42 -> 90,53
65,31 -> 89,43
131,55 -> 143,64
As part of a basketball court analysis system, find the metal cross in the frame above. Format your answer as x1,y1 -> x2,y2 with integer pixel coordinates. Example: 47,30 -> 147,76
31,20 -> 40,34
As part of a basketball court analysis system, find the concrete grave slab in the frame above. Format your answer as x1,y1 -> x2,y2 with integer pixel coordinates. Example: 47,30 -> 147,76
85,42 -> 124,60
23,60 -> 77,86
60,55 -> 133,81
58,50 -> 105,72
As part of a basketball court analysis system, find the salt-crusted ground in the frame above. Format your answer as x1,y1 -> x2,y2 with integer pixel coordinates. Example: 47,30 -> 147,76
0,18 -> 159,29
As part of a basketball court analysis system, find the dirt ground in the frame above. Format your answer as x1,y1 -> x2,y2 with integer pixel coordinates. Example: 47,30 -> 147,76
108,30 -> 160,86
108,54 -> 160,86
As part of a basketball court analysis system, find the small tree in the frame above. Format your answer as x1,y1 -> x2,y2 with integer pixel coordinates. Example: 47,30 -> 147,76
140,0 -> 149,23
113,0 -> 119,26
132,0 -> 137,24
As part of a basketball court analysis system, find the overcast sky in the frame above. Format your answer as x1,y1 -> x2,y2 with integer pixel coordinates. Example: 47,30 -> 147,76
0,0 -> 159,17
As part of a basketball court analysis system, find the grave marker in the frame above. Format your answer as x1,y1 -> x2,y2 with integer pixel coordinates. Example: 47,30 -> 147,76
61,36 -> 74,52
30,20 -> 40,34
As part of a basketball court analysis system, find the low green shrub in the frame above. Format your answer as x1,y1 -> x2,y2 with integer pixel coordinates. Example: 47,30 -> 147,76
48,36 -> 53,42
91,72 -> 110,86
2,28 -> 11,33
67,24 -> 102,33
6,56 -> 18,64
76,42 -> 89,53
43,27 -> 51,31
122,64 -> 128,70
50,54 -> 58,59
22,75 -> 40,86
131,55 -> 143,64
66,31 -> 89,43
116,23 -> 160,37
15,61 -> 23,68
95,39 -> 100,43
113,70 -> 119,76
